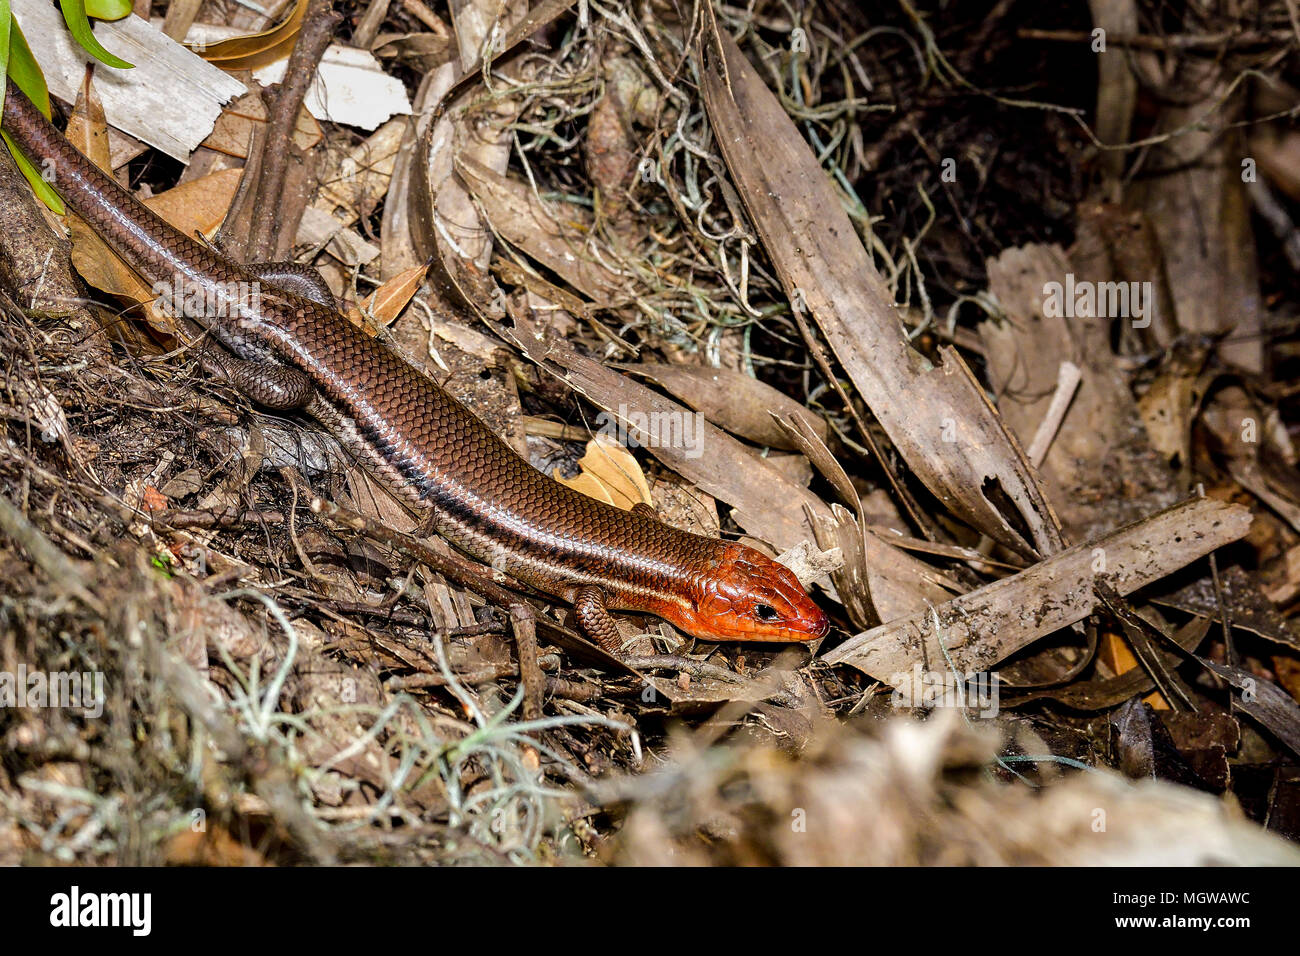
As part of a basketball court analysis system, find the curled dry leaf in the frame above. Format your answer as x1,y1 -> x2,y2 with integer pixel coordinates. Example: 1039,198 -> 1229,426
1134,341 -> 1211,474
407,6 -> 527,275
556,434 -> 653,511
188,0 -> 308,71
361,261 -> 430,327
773,540 -> 843,590
202,90 -> 323,159
61,77 -> 153,317
1187,657 -> 1300,760
772,411 -> 957,630
1007,618 -> 1212,712
699,28 -> 1061,558
456,153 -> 627,302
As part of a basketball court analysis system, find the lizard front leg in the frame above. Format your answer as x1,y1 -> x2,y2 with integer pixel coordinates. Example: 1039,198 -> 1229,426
573,585 -> 623,653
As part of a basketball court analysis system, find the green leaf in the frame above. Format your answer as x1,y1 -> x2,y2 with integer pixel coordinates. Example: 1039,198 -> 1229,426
7,19 -> 52,115
0,5 -> 11,123
1,131 -> 65,214
2,19 -> 64,213
84,0 -> 132,20
58,0 -> 133,69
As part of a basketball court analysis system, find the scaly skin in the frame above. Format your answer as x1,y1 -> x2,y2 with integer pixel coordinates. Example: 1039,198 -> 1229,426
1,82 -> 829,652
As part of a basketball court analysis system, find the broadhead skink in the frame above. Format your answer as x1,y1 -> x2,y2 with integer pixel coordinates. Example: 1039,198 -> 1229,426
1,81 -> 829,652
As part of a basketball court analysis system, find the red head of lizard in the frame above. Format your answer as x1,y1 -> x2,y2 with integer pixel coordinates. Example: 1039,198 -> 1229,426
666,542 -> 830,643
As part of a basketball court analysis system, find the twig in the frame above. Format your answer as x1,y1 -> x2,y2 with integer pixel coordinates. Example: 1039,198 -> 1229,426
510,604 -> 545,721
153,508 -> 286,529
352,0 -> 393,48
248,0 -> 341,260
1025,361 -> 1082,467
622,654 -> 746,684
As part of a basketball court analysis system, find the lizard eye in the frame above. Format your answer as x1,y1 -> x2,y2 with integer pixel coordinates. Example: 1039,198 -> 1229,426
754,603 -> 778,622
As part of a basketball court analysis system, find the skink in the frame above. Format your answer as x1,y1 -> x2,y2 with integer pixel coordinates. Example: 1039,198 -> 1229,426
1,82 -> 828,652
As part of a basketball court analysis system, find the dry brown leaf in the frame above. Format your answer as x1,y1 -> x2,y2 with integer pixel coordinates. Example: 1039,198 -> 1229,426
164,827 -> 270,867
982,243 -> 1178,543
617,362 -> 826,450
699,28 -> 1061,558
1135,342 -> 1211,472
363,261 -> 430,327
391,0 -> 577,281
1132,59 -> 1263,372
202,90 -> 322,159
456,153 -> 626,302
315,117 -> 405,223
405,0 -> 534,283
773,411 -> 957,630
556,435 -> 652,511
63,77 -> 156,318
147,168 -> 244,238
189,0 -> 308,71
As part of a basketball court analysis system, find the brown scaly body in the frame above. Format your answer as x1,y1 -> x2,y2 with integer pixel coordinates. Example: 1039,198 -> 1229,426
1,82 -> 827,651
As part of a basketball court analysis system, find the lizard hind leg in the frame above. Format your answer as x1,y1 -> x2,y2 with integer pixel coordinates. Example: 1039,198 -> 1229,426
242,262 -> 338,310
208,349 -> 315,410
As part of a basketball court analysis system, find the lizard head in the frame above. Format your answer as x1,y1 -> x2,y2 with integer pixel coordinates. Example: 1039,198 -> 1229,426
673,542 -> 829,643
